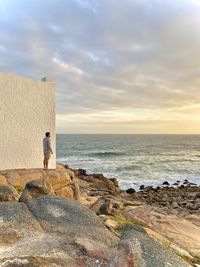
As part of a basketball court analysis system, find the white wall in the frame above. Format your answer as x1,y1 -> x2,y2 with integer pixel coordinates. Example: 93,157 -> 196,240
0,72 -> 56,170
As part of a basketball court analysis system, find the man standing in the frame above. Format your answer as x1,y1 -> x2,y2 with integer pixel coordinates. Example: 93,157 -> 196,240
43,132 -> 53,169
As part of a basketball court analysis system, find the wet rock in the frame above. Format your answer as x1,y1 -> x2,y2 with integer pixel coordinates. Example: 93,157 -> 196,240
140,185 -> 145,190
163,181 -> 170,186
126,188 -> 136,194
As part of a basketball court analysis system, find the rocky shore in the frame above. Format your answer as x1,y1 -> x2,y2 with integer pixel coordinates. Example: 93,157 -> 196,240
0,164 -> 199,266
127,183 -> 200,215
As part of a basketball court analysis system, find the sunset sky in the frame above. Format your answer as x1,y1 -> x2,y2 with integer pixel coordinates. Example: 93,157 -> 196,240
0,0 -> 200,134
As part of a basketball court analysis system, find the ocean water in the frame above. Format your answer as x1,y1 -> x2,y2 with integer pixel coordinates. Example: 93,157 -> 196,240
56,134 -> 200,190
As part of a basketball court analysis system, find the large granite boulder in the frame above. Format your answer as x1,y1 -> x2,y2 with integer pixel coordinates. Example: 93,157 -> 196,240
27,195 -> 118,247
19,180 -> 55,203
118,225 -> 190,267
0,196 -> 118,266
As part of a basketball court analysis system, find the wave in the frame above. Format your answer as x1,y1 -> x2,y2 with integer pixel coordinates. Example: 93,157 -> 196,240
159,159 -> 199,164
116,164 -> 141,171
57,157 -> 95,162
87,151 -> 126,158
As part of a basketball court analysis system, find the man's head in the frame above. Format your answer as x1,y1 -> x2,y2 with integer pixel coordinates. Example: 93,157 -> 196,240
45,132 -> 50,137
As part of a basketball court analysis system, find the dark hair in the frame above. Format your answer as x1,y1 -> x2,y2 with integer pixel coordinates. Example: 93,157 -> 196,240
45,132 -> 50,137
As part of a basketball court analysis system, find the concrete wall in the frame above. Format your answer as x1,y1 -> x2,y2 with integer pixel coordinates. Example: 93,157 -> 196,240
0,72 -> 56,170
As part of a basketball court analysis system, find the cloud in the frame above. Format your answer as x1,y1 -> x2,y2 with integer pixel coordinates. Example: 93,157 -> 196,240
0,0 -> 200,132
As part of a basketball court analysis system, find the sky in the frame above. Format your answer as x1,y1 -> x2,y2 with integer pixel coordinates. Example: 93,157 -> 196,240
0,0 -> 200,134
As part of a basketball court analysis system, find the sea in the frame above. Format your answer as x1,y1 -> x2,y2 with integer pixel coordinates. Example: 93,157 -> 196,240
56,134 -> 200,190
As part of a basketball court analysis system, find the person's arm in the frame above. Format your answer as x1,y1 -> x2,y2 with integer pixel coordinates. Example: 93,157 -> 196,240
48,139 -> 53,153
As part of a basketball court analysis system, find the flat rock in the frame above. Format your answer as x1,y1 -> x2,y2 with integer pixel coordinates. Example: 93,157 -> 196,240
0,166 -> 76,200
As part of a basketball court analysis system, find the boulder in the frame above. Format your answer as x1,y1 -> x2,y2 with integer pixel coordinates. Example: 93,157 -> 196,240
118,225 -> 190,267
0,185 -> 19,201
98,198 -> 116,215
126,188 -> 136,194
163,181 -> 170,186
19,180 -> 54,203
91,197 -> 123,216
140,185 -> 145,190
122,204 -> 200,258
0,196 -> 119,267
27,196 -> 119,247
